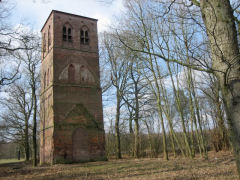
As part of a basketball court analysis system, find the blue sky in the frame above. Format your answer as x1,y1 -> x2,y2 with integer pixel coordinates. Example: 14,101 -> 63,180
10,0 -> 123,32
2,0 -> 125,131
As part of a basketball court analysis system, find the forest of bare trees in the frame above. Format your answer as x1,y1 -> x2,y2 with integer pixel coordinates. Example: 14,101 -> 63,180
0,1 -> 40,166
100,0 -> 240,176
0,0 -> 240,178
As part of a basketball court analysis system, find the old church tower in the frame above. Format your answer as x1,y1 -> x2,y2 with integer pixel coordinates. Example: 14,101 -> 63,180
40,10 -> 106,164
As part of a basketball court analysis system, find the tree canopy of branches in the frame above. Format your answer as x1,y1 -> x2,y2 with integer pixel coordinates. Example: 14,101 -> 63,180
0,28 -> 41,165
101,0 -> 240,176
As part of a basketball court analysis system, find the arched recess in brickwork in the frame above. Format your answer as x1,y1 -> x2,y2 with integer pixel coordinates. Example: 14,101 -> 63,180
59,63 -> 95,84
80,65 -> 85,82
42,33 -> 46,53
63,22 -> 73,42
72,128 -> 89,161
68,64 -> 75,83
48,25 -> 51,50
80,65 -> 95,83
80,25 -> 89,45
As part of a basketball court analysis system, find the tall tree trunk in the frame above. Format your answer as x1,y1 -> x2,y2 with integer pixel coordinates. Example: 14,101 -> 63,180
115,90 -> 122,159
200,0 -> 240,175
175,79 -> 192,157
157,100 -> 168,160
25,119 -> 29,161
128,67 -> 140,158
215,86 -> 230,150
166,62 -> 186,157
186,74 -> 196,158
166,62 -> 191,157
134,85 -> 140,158
169,129 -> 176,158
160,80 -> 177,158
144,121 -> 154,157
191,79 -> 208,159
134,118 -> 140,158
32,86 -> 37,166
127,105 -> 134,156
186,67 -> 204,158
129,114 -> 133,134
183,26 -> 206,159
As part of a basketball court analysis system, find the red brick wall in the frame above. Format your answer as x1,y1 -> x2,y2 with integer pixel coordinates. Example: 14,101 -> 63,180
40,11 -> 106,164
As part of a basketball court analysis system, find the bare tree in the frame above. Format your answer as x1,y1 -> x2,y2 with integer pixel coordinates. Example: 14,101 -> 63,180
102,32 -> 130,159
0,82 -> 33,161
197,1 -> 240,174
199,73 -> 230,151
113,0 -> 240,174
0,28 -> 41,164
15,30 -> 41,166
0,1 -> 33,87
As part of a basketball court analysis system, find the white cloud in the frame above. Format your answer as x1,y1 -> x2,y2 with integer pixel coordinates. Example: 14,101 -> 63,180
12,0 -> 124,32
93,14 -> 111,32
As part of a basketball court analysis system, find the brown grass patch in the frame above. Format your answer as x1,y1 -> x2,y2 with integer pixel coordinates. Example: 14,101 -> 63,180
0,151 -> 238,180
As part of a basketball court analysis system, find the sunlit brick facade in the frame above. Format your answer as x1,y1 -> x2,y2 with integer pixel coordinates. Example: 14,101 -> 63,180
40,10 -> 106,164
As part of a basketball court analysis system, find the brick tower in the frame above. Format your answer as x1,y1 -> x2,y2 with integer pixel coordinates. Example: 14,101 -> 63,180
40,10 -> 106,164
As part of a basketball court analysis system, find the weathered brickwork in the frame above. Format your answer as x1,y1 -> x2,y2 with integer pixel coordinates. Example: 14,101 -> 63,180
40,10 -> 106,164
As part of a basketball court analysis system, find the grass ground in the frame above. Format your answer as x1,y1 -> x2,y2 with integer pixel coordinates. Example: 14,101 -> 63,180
0,151 -> 238,180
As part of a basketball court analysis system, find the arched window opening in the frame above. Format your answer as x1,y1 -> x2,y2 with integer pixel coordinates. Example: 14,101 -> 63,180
80,27 -> 89,45
48,26 -> 51,48
68,28 -> 72,41
85,31 -> 89,44
80,30 -> 84,44
68,64 -> 75,83
42,33 -> 46,52
80,65 -> 85,82
63,23 -> 72,42
63,26 -> 67,41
